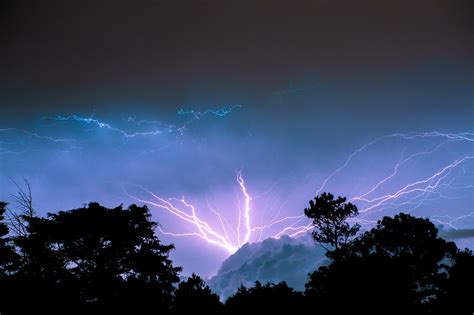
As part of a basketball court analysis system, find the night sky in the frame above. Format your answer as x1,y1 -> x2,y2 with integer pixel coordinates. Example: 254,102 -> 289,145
1,0 -> 473,277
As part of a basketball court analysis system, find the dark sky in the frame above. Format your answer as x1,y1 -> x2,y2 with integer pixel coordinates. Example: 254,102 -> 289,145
2,0 -> 473,117
1,0 -> 474,277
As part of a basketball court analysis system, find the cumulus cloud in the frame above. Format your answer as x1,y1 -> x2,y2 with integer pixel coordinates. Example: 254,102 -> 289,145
207,235 -> 326,300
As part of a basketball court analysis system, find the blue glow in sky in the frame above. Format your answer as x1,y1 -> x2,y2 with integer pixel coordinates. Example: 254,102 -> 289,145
1,80 -> 473,276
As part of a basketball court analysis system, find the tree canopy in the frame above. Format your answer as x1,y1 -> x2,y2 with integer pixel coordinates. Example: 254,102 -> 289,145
0,193 -> 472,314
304,192 -> 360,250
305,213 -> 460,313
225,281 -> 305,313
172,273 -> 222,314
2,203 -> 181,314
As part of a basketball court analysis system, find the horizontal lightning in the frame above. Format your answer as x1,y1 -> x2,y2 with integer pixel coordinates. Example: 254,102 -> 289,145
178,104 -> 242,118
269,131 -> 474,239
41,105 -> 242,138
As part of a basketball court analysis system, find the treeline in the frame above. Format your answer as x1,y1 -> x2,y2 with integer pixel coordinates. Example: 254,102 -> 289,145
0,192 -> 472,314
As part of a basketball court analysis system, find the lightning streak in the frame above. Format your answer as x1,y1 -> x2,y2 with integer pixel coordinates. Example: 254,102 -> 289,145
178,104 -> 242,118
353,156 -> 474,213
1,105 -> 242,156
40,114 -> 168,138
237,170 -> 252,245
127,169 -> 253,254
268,132 -> 474,239
126,131 -> 472,252
4,109 -> 472,254
41,105 -> 242,138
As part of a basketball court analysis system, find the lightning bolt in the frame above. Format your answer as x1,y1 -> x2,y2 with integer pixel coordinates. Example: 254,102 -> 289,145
353,156 -> 474,214
268,131 -> 474,239
430,212 -> 474,230
0,128 -> 76,143
178,104 -> 242,118
237,170 -> 252,245
41,105 -> 242,138
1,105 -> 242,156
0,128 -> 77,155
3,110 -> 473,255
126,131 -> 473,252
126,169 -> 253,254
40,114 -> 171,138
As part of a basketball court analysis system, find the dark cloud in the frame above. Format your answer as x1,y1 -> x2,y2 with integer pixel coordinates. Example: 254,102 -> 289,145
440,229 -> 474,240
2,0 -> 473,114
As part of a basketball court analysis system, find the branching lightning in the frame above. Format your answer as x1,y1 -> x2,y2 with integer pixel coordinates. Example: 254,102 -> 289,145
41,104 -> 241,138
268,132 -> 474,239
127,170 -> 252,254
1,105 -> 242,155
41,114 -> 168,137
123,131 -> 472,253
178,104 -> 242,118
2,107 -> 472,255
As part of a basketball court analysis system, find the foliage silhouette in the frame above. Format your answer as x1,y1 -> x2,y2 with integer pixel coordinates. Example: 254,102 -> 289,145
172,273 -> 222,314
305,213 -> 459,313
2,202 -> 181,314
0,202 -> 18,275
225,281 -> 305,313
434,249 -> 474,314
304,192 -> 360,250
0,193 -> 472,314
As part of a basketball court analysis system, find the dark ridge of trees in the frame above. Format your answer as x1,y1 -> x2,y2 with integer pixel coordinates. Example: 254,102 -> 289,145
1,202 -> 181,314
225,281 -> 305,313
0,192 -> 472,314
305,213 -> 459,313
434,249 -> 474,314
172,273 -> 222,314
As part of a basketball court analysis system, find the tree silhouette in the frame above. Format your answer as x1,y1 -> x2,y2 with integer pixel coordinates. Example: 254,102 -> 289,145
435,249 -> 474,314
4,203 -> 181,314
225,281 -> 305,313
305,213 -> 458,313
304,192 -> 360,250
0,202 -> 18,275
6,179 -> 35,238
0,194 -> 472,313
172,273 -> 222,314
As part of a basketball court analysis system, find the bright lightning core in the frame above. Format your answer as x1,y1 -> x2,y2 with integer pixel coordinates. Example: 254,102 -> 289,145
128,170 -> 251,254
